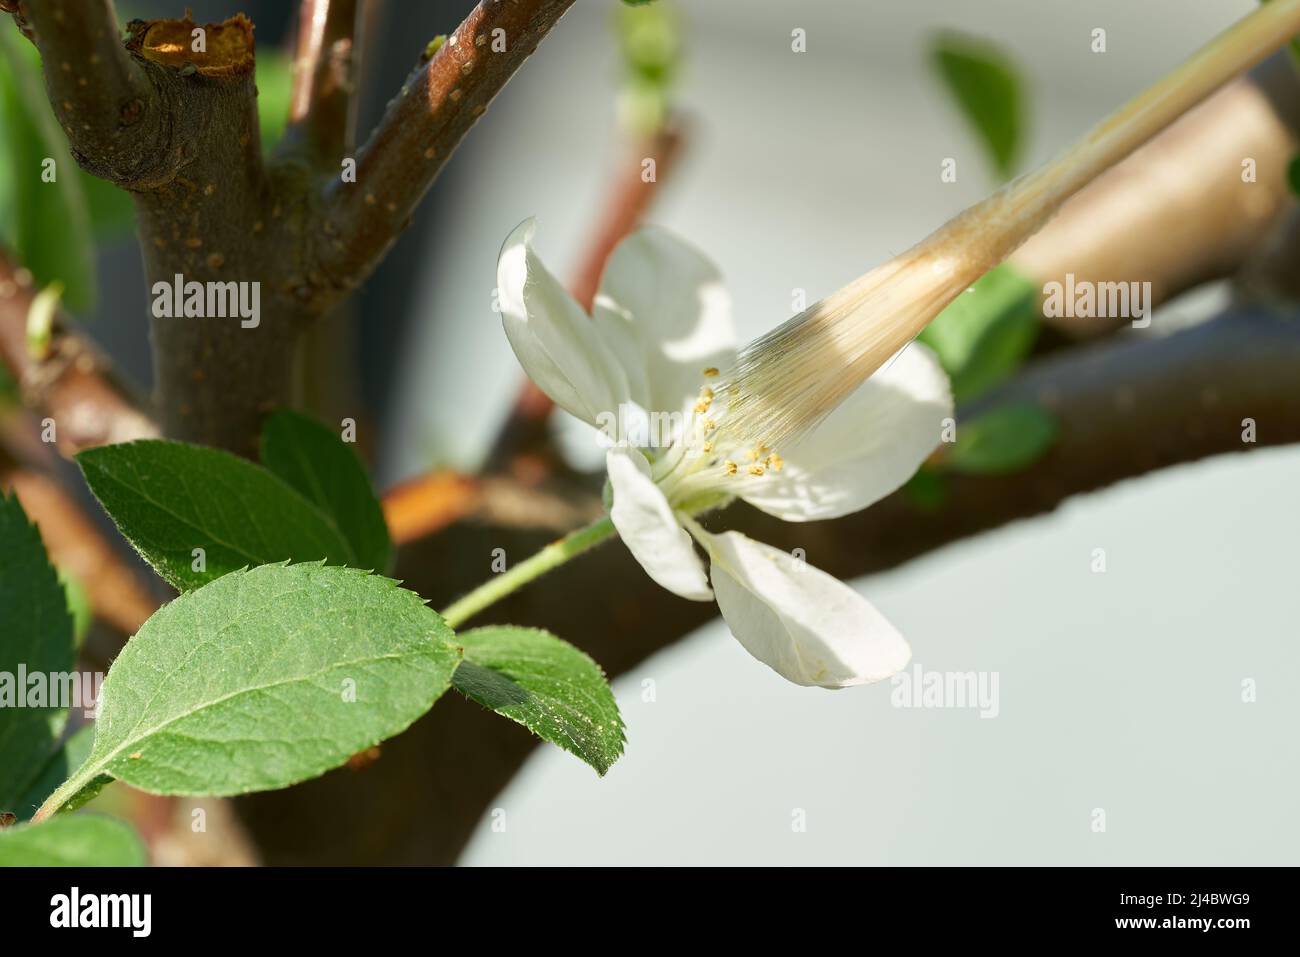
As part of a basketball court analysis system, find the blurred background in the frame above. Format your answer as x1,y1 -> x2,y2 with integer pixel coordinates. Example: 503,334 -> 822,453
4,0 -> 1297,864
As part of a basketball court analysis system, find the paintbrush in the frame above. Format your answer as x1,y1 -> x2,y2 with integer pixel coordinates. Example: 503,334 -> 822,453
720,0 -> 1300,454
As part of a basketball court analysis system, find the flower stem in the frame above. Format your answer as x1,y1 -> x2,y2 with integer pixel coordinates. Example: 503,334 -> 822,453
441,516 -> 617,629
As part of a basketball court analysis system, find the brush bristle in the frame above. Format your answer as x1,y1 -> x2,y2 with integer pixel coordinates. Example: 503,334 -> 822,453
716,161 -> 1071,451
717,247 -> 973,452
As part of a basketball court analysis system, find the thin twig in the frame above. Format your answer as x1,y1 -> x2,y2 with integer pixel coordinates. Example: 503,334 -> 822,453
313,0 -> 578,297
282,0 -> 362,165
0,246 -> 158,455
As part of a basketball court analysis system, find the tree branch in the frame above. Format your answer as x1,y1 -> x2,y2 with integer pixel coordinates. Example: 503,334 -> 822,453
811,305 -> 1300,573
3,0 -> 172,186
1240,206 -> 1300,303
312,0 -> 577,300
282,0 -> 362,166
1013,55 -> 1300,338
0,246 -> 157,454
120,14 -> 298,454
7,4 -> 288,455
448,304 -> 1300,627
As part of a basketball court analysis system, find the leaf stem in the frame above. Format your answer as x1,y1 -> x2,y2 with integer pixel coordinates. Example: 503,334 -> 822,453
31,770 -> 88,823
441,516 -> 617,629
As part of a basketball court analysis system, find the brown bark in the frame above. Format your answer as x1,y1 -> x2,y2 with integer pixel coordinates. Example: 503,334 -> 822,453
118,14 -> 310,455
282,0 -> 361,165
10,0 -> 161,185
1012,55 -> 1300,337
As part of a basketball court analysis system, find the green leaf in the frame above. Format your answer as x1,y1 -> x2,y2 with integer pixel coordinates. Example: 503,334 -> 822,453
0,492 -> 75,817
618,2 -> 677,84
453,627 -> 625,776
80,172 -> 136,239
948,402 -> 1059,475
0,815 -> 146,866
11,725 -> 96,822
58,570 -> 94,649
0,31 -> 97,310
1287,154 -> 1300,198
255,50 -> 293,153
918,263 -> 1040,402
0,362 -> 17,408
59,772 -> 114,815
930,31 -> 1025,181
77,440 -> 358,591
616,0 -> 678,135
25,280 -> 61,359
903,468 -> 947,511
261,410 -> 392,574
44,563 -> 459,804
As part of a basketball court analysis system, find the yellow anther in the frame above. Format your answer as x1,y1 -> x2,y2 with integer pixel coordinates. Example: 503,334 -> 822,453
702,418 -> 716,432
745,449 -> 761,462
767,452 -> 784,472
723,460 -> 737,476
703,367 -> 720,377
748,465 -> 766,476
702,441 -> 714,453
700,386 -> 714,400
694,396 -> 713,414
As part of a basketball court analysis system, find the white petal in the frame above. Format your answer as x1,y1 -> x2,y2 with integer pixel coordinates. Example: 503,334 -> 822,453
695,527 -> 910,688
592,226 -> 737,419
740,342 -> 952,522
497,219 -> 631,427
606,447 -> 712,601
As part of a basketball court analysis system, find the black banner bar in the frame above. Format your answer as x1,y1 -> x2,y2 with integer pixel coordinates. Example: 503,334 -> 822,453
0,866 -> 1286,943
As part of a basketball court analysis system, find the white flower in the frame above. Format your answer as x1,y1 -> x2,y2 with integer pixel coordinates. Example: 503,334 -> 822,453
497,219 -> 953,688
